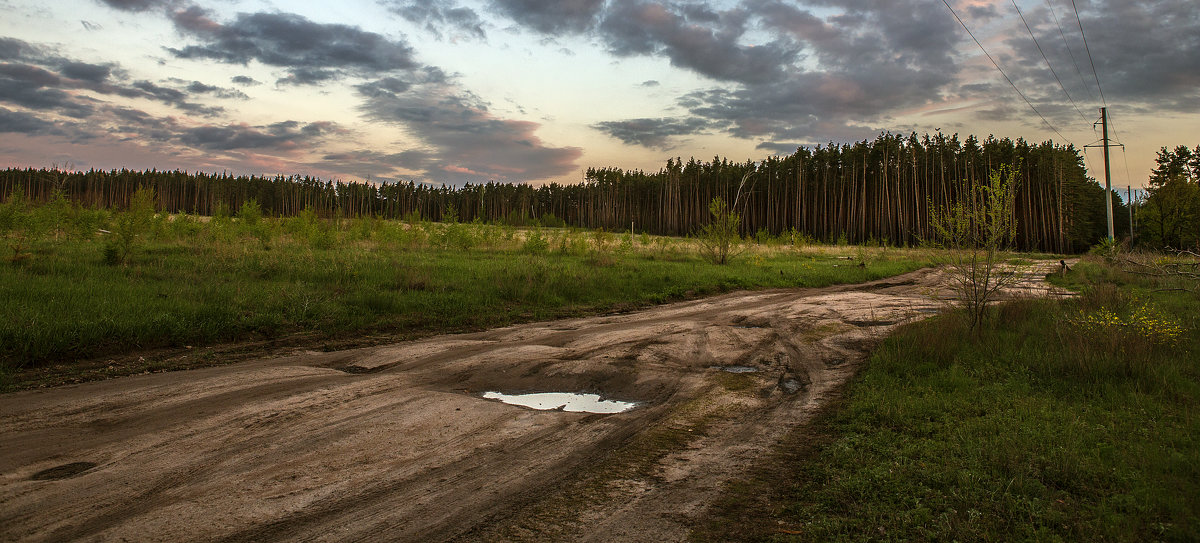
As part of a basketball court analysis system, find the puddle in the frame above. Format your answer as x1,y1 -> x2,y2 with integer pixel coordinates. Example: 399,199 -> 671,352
711,365 -> 760,373
481,392 -> 638,414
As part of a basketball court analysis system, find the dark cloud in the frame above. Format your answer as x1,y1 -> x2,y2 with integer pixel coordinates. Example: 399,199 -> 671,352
653,0 -> 960,144
384,0 -> 486,40
755,141 -> 803,156
491,0 -> 606,34
80,20 -> 103,31
0,106 -> 60,135
357,76 -> 581,182
592,117 -> 709,149
95,0 -> 173,12
597,1 -> 796,85
59,61 -> 114,83
0,37 -> 35,61
0,65 -> 96,118
168,8 -> 418,85
231,75 -> 260,86
131,80 -> 225,116
316,149 -> 435,181
180,79 -> 249,99
1001,0 -> 1200,114
178,120 -> 339,151
640,80 -> 660,87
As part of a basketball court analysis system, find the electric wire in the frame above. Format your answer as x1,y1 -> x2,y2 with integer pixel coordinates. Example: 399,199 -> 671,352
1070,0 -> 1107,107
1012,0 -> 1091,123
1045,0 -> 1095,102
942,0 -> 1075,146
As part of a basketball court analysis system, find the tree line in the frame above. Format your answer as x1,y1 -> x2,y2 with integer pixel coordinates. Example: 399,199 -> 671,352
0,132 -> 1125,253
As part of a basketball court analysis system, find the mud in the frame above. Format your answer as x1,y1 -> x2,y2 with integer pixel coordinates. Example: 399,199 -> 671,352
0,261 -> 1069,542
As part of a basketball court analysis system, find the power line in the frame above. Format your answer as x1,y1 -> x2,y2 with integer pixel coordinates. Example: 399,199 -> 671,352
1044,0 -> 1095,102
1070,0 -> 1107,107
942,0 -> 1075,145
1011,0 -> 1090,123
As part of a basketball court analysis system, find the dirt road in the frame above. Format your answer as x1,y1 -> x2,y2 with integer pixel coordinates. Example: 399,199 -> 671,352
0,262 -> 1068,542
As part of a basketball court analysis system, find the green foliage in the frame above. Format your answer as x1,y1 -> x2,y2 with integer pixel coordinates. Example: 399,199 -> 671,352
697,197 -> 742,265
539,213 -> 566,228
521,227 -> 550,254
618,230 -> 634,254
105,186 -> 157,265
237,198 -> 263,226
1139,174 -> 1200,250
0,191 -> 26,234
212,200 -> 231,221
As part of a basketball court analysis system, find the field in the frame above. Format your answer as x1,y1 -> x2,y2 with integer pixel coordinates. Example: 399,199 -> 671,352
1,203 -> 928,390
3,196 -> 1196,541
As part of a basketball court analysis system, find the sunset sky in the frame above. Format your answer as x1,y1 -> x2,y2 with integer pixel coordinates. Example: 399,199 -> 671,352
1,0 -> 1196,191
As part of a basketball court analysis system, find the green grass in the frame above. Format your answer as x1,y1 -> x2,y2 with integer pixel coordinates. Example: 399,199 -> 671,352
1,211 -> 930,389
694,257 -> 1200,542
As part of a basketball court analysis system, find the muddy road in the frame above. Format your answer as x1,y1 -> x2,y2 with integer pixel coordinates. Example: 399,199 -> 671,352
0,262 -> 1068,542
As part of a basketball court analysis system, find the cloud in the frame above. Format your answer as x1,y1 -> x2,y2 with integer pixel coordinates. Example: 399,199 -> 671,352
383,0 -> 487,40
0,64 -> 97,118
168,8 -> 419,85
95,0 -> 173,12
490,0 -> 606,35
592,117 -> 710,149
0,106 -> 62,135
230,75 -> 260,86
178,120 -> 339,151
597,1 -> 797,85
755,141 -> 803,155
1000,0 -> 1200,114
181,79 -> 249,99
316,149 -> 435,181
357,75 -> 582,182
0,36 -> 37,60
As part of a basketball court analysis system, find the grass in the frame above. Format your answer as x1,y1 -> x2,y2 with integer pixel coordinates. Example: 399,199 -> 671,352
1,206 -> 933,390
693,256 -> 1199,542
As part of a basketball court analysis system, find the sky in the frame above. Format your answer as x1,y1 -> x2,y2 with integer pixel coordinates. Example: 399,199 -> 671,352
0,0 -> 1197,191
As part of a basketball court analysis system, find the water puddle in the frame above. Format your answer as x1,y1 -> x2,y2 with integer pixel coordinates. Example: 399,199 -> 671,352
711,365 -> 759,373
482,391 -> 638,414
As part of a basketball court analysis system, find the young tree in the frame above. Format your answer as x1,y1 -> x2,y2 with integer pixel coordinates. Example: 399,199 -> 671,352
697,196 -> 742,265
928,165 -> 1021,329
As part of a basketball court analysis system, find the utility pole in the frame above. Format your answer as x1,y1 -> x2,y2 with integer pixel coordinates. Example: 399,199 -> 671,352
1101,107 -> 1114,242
1086,107 -> 1121,242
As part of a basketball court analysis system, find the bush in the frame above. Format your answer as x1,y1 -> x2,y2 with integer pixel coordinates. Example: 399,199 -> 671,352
522,227 -> 549,254
237,198 -> 263,226
105,186 -> 156,265
697,197 -> 742,265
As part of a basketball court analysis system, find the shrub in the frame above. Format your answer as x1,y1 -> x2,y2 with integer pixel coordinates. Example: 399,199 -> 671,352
522,227 -> 549,254
105,186 -> 156,265
697,197 -> 743,265
237,198 -> 263,226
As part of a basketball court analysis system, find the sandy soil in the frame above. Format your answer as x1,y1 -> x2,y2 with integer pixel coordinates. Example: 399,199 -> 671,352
0,261 -> 1070,542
